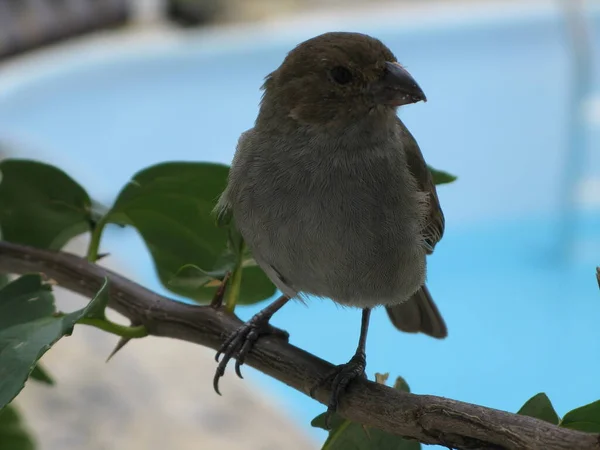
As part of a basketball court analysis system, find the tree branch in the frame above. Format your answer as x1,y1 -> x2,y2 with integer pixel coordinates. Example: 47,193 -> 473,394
0,240 -> 598,450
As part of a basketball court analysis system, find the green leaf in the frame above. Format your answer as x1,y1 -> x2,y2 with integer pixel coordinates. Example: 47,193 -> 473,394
168,263 -> 275,305
312,374 -> 420,449
169,264 -> 229,291
311,412 -> 346,432
517,393 -> 559,425
70,279 -> 147,339
106,162 -> 227,294
393,376 -> 411,393
29,365 -> 54,386
560,400 -> 600,433
0,274 -> 9,290
106,162 -> 275,305
0,159 -> 95,250
0,274 -> 108,409
428,165 -> 457,185
0,275 -> 55,331
311,413 -> 420,450
229,266 -> 274,305
81,279 -> 110,320
0,404 -> 35,450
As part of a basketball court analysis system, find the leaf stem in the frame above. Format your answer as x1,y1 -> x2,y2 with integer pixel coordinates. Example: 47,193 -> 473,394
77,317 -> 149,338
224,241 -> 245,313
86,215 -> 108,262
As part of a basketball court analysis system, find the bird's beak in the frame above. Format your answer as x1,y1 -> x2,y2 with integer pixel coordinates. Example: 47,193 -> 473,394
372,62 -> 427,107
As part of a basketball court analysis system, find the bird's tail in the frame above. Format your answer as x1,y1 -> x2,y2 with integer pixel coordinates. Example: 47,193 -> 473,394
385,285 -> 447,338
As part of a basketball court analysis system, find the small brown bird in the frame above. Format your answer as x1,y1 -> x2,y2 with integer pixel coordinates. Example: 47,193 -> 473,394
214,31 -> 447,418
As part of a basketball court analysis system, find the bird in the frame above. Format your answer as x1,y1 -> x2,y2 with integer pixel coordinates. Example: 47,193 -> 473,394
213,31 -> 447,419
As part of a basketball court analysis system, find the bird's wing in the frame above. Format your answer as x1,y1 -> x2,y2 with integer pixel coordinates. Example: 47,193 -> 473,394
213,130 -> 253,228
214,196 -> 233,228
386,120 -> 447,339
397,119 -> 445,253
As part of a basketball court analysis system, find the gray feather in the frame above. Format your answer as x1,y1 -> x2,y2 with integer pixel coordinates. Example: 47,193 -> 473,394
226,115 -> 429,309
221,33 -> 448,337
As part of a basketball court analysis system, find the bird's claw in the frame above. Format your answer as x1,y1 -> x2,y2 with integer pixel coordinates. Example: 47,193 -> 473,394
213,319 -> 289,395
310,351 -> 367,429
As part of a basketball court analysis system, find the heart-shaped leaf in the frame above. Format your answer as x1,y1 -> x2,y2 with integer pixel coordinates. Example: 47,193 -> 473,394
106,162 -> 229,295
428,166 -> 457,185
0,405 -> 35,450
312,374 -> 420,449
106,162 -> 275,305
0,275 -> 109,409
0,159 -> 96,249
560,400 -> 600,433
517,393 -> 559,425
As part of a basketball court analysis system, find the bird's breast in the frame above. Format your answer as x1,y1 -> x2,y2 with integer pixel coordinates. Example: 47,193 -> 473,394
234,138 -> 427,306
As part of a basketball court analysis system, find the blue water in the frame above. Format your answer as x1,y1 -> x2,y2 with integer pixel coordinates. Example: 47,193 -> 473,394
0,4 -> 599,447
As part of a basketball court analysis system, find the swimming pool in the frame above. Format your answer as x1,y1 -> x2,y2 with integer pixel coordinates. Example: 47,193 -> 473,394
0,1 -> 599,446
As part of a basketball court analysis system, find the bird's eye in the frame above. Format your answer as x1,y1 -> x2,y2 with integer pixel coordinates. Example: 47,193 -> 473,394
330,66 -> 353,85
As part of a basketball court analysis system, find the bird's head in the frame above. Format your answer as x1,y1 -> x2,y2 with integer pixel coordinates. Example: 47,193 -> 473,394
258,32 -> 426,128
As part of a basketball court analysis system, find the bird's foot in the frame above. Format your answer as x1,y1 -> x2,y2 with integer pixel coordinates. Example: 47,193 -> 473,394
213,316 -> 289,395
310,351 -> 367,428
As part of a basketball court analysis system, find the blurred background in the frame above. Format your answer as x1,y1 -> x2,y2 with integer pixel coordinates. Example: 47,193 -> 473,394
1,0 -> 599,449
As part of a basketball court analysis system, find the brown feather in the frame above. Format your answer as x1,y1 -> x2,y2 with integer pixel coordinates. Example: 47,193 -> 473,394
397,118 -> 445,253
385,119 -> 447,338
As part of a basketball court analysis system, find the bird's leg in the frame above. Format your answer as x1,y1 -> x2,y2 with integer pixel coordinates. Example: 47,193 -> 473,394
213,295 -> 290,394
311,308 -> 371,427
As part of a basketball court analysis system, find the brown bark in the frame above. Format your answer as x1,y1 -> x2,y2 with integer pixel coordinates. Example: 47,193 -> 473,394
1,240 -> 598,450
